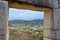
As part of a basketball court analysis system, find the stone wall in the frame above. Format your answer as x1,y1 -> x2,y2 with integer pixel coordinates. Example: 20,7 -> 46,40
17,0 -> 58,8
0,0 -> 59,40
0,1 -> 8,40
53,9 -> 60,40
43,9 -> 56,40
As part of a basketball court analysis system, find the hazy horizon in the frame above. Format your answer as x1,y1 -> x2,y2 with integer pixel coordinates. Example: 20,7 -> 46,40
9,8 -> 44,21
9,19 -> 44,21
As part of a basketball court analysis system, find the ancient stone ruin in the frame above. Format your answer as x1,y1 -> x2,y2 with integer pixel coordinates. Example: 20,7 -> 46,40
0,0 -> 60,40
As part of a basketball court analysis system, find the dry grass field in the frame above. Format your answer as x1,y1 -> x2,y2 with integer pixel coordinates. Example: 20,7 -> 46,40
9,20 -> 43,40
9,29 -> 43,40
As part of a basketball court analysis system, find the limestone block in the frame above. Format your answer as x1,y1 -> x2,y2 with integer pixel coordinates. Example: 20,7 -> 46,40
53,9 -> 60,30
43,29 -> 56,39
56,30 -> 60,40
18,0 -> 58,8
0,1 -> 8,40
0,36 -> 5,40
43,38 -> 53,40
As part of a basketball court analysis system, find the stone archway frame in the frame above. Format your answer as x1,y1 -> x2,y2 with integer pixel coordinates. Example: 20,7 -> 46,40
0,1 -> 55,40
9,2 -> 54,40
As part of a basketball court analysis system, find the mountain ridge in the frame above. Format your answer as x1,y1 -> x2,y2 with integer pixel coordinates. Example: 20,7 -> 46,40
9,19 -> 44,25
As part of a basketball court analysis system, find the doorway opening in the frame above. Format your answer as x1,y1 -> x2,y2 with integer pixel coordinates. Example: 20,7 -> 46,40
8,8 -> 44,40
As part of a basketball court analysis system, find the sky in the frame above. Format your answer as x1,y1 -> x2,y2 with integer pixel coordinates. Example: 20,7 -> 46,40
9,8 -> 44,20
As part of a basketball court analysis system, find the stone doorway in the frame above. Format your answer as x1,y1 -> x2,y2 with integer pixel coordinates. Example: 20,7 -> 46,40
9,8 -> 44,40
0,1 -> 55,40
8,7 -> 53,40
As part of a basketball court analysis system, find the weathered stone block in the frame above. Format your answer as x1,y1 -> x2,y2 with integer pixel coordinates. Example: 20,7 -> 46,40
18,0 -> 58,8
56,30 -> 60,40
53,9 -> 60,30
44,30 -> 56,39
0,28 -> 5,36
0,1 -> 8,40
0,36 -> 5,40
43,38 -> 52,40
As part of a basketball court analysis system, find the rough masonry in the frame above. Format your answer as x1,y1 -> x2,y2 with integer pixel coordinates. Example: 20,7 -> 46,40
0,0 -> 60,40
0,1 -> 8,40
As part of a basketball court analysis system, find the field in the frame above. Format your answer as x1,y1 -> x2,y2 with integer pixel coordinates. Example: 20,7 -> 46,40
9,20 -> 43,40
9,29 -> 43,40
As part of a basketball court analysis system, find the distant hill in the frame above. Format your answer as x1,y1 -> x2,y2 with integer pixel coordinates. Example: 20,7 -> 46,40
9,19 -> 44,25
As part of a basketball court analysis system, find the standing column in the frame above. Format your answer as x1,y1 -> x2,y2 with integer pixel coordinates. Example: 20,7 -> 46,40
43,9 -> 56,40
0,1 -> 8,40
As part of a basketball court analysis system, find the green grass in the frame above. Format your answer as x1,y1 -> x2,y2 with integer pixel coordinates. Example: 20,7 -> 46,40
31,35 -> 43,40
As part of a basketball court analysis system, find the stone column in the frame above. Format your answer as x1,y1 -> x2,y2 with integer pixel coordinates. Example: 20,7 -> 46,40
43,9 -> 56,40
0,1 -> 8,40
